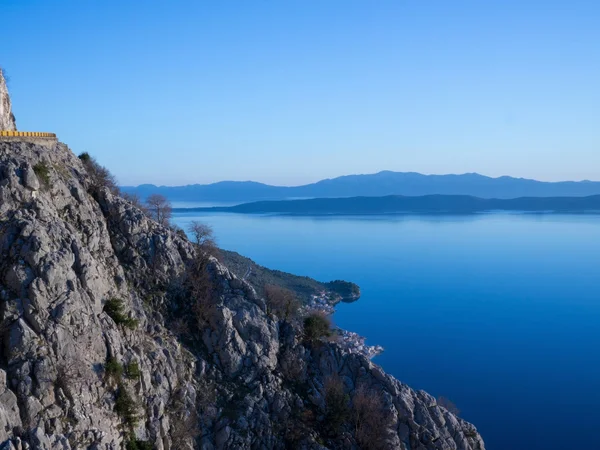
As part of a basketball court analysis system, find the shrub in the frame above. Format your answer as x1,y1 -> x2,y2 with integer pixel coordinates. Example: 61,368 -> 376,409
437,396 -> 460,415
170,224 -> 188,240
78,152 -> 91,163
279,348 -> 306,383
78,152 -> 120,196
115,384 -> 139,427
324,374 -> 350,434
122,192 -> 149,214
104,357 -> 123,383
104,298 -> 138,329
187,254 -> 217,328
303,312 -> 332,343
33,162 -> 50,187
197,378 -> 217,412
168,386 -> 202,448
145,194 -> 172,226
188,221 -> 220,258
283,409 -> 317,446
265,285 -> 300,322
125,361 -> 141,379
170,317 -> 190,337
43,356 -> 95,404
125,440 -> 153,450
352,385 -> 394,449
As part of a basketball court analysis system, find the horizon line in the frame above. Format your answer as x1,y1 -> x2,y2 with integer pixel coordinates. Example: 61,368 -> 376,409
120,170 -> 598,189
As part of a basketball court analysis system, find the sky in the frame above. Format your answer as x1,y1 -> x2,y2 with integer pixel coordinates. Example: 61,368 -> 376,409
2,0 -> 599,186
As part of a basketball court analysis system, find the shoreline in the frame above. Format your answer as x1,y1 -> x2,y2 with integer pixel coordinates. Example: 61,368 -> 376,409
304,291 -> 384,359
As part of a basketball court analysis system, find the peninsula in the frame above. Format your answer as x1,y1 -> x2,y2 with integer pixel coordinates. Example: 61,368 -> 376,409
176,194 -> 600,215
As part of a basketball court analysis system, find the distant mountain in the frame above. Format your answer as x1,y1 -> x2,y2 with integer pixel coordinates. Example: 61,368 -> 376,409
179,194 -> 600,215
122,171 -> 600,202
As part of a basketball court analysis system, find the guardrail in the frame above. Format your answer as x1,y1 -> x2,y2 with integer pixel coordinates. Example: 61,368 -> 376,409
0,131 -> 56,138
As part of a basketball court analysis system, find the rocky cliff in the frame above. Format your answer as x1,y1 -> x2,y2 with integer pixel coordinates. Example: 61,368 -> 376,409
0,140 -> 486,450
0,69 -> 17,131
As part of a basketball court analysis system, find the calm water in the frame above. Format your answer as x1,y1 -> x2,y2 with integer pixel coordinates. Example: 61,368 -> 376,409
172,211 -> 600,450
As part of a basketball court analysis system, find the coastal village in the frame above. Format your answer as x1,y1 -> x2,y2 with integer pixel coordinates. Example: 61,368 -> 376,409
304,291 -> 384,359
238,259 -> 383,360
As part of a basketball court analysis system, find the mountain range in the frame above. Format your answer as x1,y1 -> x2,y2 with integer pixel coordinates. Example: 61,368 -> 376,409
122,171 -> 600,203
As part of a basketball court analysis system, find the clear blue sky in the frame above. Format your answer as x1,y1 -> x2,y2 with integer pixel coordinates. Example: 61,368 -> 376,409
3,0 -> 598,185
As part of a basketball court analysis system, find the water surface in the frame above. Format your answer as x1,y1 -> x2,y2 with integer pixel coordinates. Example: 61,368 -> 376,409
172,211 -> 600,450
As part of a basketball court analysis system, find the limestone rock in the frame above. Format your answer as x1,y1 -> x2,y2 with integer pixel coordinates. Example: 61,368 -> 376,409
0,68 -> 16,131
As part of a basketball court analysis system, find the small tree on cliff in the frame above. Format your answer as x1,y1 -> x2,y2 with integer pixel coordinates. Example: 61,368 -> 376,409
303,311 -> 332,344
437,396 -> 460,415
146,194 -> 172,226
324,374 -> 350,435
265,285 -> 300,322
352,384 -> 394,449
188,221 -> 220,258
122,192 -> 149,214
78,152 -> 120,196
188,221 -> 215,247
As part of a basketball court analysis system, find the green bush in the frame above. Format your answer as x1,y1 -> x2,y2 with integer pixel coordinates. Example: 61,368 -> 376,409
104,357 -> 123,383
104,298 -> 138,329
303,312 -> 332,343
33,162 -> 50,187
125,440 -> 153,450
115,384 -> 139,427
125,361 -> 141,379
78,152 -> 120,196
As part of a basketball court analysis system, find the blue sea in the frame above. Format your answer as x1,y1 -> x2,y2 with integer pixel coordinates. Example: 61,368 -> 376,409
172,211 -> 600,450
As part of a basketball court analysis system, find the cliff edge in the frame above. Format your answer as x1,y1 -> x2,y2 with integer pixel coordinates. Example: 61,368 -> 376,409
0,140 -> 485,449
0,69 -> 17,131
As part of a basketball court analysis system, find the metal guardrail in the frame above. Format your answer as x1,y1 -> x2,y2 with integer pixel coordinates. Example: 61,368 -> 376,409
0,131 -> 56,138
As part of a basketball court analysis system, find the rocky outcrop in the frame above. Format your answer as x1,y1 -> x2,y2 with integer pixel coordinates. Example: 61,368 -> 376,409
0,140 -> 485,449
0,69 -> 17,131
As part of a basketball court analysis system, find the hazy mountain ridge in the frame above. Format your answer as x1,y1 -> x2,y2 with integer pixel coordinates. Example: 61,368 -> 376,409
122,171 -> 600,202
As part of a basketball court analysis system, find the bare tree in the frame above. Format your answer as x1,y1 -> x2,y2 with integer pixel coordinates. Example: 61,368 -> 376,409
437,396 -> 460,415
264,285 -> 300,322
324,374 -> 350,434
146,194 -> 172,226
187,252 -> 217,328
79,152 -> 120,196
352,384 -> 394,449
168,386 -> 202,449
188,221 -> 214,246
122,192 -> 149,214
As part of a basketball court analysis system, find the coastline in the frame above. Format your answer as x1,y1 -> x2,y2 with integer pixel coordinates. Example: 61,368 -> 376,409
220,250 -> 382,360
301,289 -> 385,359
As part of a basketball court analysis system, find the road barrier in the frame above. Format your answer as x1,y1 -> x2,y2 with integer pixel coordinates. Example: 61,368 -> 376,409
0,131 -> 56,138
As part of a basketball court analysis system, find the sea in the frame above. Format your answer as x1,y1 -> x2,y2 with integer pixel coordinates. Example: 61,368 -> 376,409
172,208 -> 600,450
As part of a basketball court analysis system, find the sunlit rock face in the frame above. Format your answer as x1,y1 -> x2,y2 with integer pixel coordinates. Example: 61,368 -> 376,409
0,68 -> 17,131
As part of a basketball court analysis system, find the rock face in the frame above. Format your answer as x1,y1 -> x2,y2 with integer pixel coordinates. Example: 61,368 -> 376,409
0,69 -> 17,131
0,140 -> 486,449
